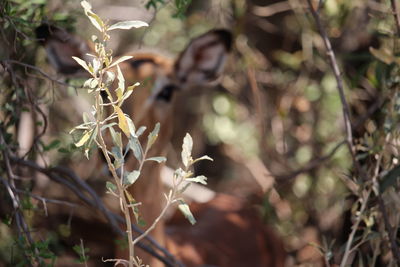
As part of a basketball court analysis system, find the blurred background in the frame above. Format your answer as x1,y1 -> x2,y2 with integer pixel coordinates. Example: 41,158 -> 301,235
2,0 -> 400,266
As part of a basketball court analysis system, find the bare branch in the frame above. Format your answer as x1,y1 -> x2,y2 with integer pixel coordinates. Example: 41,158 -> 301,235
306,0 -> 360,174
390,0 -> 400,37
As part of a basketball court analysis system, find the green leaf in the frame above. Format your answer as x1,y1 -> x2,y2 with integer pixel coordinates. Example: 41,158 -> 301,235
108,20 -> 149,31
147,122 -> 160,148
146,156 -> 166,163
178,200 -> 196,225
124,170 -> 140,185
181,133 -> 193,168
380,165 -> 400,193
75,130 -> 92,147
186,175 -> 207,185
106,181 -> 117,192
72,57 -> 91,73
109,56 -> 133,68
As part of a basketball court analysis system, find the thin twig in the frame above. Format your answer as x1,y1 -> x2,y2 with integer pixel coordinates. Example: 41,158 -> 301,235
390,0 -> 400,37
1,59 -> 78,88
306,0 -> 360,173
340,189 -> 371,267
277,140 -> 346,180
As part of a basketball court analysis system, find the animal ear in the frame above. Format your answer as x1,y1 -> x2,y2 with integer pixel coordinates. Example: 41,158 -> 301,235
174,29 -> 232,87
36,24 -> 92,75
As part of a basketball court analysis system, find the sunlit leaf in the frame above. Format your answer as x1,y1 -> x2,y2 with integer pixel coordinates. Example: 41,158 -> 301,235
147,122 -> 160,148
126,116 -> 136,137
117,65 -> 125,93
186,175 -> 207,185
75,130 -> 92,147
80,0 -> 103,32
181,133 -> 193,168
136,126 -> 146,137
127,82 -> 140,91
114,106 -> 130,137
191,155 -> 213,165
109,56 -> 133,68
104,71 -> 115,85
108,20 -> 149,31
72,57 -> 91,73
145,156 -> 166,163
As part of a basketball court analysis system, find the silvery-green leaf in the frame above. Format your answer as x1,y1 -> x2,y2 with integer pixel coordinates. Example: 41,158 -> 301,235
92,58 -> 101,74
178,200 -> 196,225
72,57 -> 91,73
129,137 -> 142,162
109,126 -> 122,148
147,122 -> 160,148
108,20 -> 148,31
106,181 -> 117,192
181,133 -> 193,168
111,146 -> 124,168
124,170 -> 140,185
116,65 -> 125,93
186,175 -> 207,185
85,11 -> 103,32
109,56 -> 133,68
126,116 -> 136,137
104,71 -> 115,85
145,157 -> 166,163
100,122 -> 117,131
191,155 -> 213,165
136,126 -> 146,137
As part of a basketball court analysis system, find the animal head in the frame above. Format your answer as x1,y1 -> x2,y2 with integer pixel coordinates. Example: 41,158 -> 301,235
37,23 -> 232,155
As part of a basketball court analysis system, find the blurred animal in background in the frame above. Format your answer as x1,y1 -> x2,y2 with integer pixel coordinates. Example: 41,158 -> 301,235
35,23 -> 286,267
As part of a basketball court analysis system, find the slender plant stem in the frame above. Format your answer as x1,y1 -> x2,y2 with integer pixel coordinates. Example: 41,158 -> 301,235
340,189 -> 371,267
391,0 -> 400,37
95,89 -> 135,267
306,0 -> 360,173
132,191 -> 174,247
